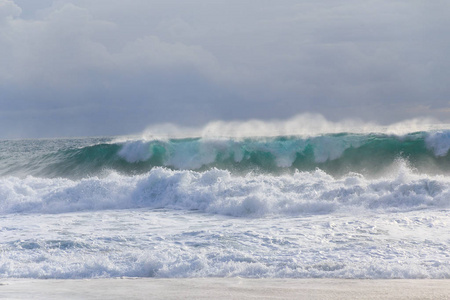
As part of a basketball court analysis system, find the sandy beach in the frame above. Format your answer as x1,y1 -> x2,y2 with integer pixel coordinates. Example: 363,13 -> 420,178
1,278 -> 450,300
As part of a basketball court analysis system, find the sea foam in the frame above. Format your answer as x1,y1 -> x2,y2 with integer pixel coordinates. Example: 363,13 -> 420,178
1,205 -> 449,279
425,130 -> 450,156
1,161 -> 448,216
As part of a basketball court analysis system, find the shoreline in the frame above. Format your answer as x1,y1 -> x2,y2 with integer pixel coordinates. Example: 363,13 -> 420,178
1,278 -> 450,299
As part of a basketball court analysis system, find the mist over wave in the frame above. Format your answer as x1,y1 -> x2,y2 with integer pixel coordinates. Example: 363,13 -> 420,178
138,114 -> 447,138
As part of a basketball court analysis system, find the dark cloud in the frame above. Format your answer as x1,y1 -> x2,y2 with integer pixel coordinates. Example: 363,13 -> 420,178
0,0 -> 449,138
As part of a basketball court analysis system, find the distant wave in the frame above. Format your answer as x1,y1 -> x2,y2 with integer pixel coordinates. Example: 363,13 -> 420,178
2,131 -> 450,178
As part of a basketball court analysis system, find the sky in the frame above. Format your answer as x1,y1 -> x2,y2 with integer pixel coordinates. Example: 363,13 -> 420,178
0,0 -> 449,138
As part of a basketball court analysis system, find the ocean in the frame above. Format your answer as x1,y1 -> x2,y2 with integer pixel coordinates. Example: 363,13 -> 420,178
1,131 -> 450,279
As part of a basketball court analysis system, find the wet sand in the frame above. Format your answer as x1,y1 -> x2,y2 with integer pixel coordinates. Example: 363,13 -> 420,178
1,278 -> 450,299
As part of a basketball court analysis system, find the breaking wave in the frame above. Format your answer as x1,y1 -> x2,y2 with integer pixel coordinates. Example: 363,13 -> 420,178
2,131 -> 450,178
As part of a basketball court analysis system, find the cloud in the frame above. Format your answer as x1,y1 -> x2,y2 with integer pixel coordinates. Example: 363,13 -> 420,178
0,0 -> 21,20
0,2 -> 223,87
0,0 -> 449,138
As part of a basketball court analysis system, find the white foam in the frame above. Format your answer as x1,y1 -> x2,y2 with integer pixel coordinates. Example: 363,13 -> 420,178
310,135 -> 363,163
118,141 -> 152,163
165,139 -> 226,170
115,135 -> 369,170
1,207 -> 449,279
1,161 -> 449,216
425,130 -> 450,156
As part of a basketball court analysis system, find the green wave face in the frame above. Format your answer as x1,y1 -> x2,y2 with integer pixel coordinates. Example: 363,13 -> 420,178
2,131 -> 450,178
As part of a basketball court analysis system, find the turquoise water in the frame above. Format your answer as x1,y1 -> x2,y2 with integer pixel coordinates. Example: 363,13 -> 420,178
2,132 -> 450,179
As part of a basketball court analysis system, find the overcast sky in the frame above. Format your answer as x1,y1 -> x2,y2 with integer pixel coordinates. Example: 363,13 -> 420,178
1,0 -> 449,138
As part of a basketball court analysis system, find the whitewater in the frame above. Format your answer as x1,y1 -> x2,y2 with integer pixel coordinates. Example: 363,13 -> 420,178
1,127 -> 450,279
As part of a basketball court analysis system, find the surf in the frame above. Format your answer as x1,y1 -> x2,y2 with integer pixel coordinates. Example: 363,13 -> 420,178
2,125 -> 450,280
1,160 -> 449,216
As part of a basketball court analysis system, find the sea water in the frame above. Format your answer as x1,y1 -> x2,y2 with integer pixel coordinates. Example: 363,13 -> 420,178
1,132 -> 450,278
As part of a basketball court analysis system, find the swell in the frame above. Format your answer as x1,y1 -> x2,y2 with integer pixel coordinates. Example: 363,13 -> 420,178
2,131 -> 450,178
